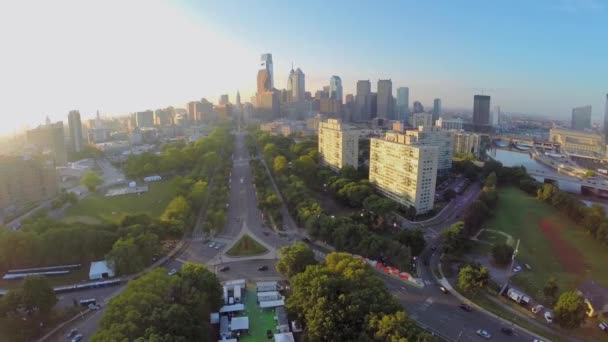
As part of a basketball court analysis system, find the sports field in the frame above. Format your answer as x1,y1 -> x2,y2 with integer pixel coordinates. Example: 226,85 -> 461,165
479,187 -> 608,298
62,180 -> 175,224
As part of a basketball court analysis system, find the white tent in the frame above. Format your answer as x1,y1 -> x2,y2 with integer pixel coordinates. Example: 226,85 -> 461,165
88,260 -> 115,280
260,299 -> 284,308
220,304 -> 245,313
230,316 -> 249,331
274,332 -> 295,342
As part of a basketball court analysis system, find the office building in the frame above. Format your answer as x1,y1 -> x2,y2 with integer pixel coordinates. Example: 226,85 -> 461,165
377,79 -> 393,120
329,76 -> 343,102
260,53 -> 274,88
287,67 -> 305,102
257,68 -> 272,93
236,91 -> 241,108
369,132 -> 438,213
354,80 -> 372,121
319,98 -> 342,116
432,98 -> 441,124
413,101 -> 424,114
436,117 -> 464,130
396,87 -> 410,122
493,106 -> 501,126
135,111 -> 154,128
187,99 -> 213,123
549,127 -> 603,155
154,107 -> 174,126
318,119 -> 359,171
410,113 -> 433,128
405,126 -> 453,174
26,121 -> 67,166
604,94 -> 608,142
219,94 -> 229,106
571,105 -> 592,131
68,110 -> 84,153
473,95 -> 491,128
0,156 -> 59,211
454,131 -> 481,158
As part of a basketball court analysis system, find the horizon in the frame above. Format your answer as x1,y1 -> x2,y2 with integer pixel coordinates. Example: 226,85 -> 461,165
0,0 -> 606,135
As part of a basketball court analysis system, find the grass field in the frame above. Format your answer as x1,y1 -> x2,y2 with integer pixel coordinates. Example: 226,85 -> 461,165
226,234 -> 268,256
239,287 -> 277,342
479,187 -> 608,298
62,180 -> 175,224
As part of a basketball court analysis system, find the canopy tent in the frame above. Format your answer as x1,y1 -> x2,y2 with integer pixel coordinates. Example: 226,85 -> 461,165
259,299 -> 284,308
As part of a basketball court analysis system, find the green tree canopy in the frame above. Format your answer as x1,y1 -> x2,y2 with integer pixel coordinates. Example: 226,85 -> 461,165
554,291 -> 586,329
491,242 -> 514,266
273,155 -> 288,175
543,277 -> 559,307
276,242 -> 317,278
80,171 -> 103,192
457,263 -> 489,295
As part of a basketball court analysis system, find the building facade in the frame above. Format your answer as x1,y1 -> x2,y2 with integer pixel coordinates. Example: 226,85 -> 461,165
410,113 -> 433,128
413,101 -> 424,114
0,156 -> 58,210
369,132 -> 438,213
354,80 -> 372,121
68,110 -> 84,153
473,95 -> 491,129
318,119 -> 359,171
329,76 -> 343,102
405,126 -> 453,174
26,121 -> 67,166
219,94 -> 229,106
453,131 -> 481,157
287,67 -> 305,102
432,98 -> 441,124
436,117 -> 464,130
135,111 -> 154,128
571,105 -> 592,131
377,79 -> 393,120
549,127 -> 604,155
396,87 -> 410,122
260,53 -> 274,88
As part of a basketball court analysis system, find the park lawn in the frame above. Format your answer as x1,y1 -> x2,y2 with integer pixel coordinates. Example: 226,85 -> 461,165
226,234 -> 268,256
480,187 -> 608,298
477,229 -> 508,245
62,180 -> 175,224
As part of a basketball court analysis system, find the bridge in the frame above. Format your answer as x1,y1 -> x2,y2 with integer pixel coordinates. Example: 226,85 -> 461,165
527,169 -> 608,193
491,134 -> 559,150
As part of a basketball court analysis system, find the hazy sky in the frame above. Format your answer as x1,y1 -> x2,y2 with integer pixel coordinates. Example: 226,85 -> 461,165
0,0 -> 606,135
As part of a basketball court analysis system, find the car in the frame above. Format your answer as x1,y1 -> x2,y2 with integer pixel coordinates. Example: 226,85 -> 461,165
215,245 -> 220,249
459,303 -> 472,312
219,266 -> 230,272
533,339 -> 545,342
266,329 -> 273,339
208,242 -> 215,248
513,266 -> 522,273
302,237 -> 311,243
531,304 -> 544,314
430,246 -> 437,251
258,265 -> 268,271
71,334 -> 83,342
168,268 -> 178,276
476,329 -> 491,339
599,322 -> 608,332
500,327 -> 513,336
439,286 -> 448,294
67,329 -> 78,338
544,311 -> 553,323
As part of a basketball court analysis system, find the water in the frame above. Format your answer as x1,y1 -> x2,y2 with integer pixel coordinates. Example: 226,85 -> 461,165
488,148 -> 608,210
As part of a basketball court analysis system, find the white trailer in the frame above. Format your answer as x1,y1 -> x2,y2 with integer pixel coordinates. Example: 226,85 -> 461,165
256,281 -> 278,292
234,285 -> 242,303
507,288 -> 531,305
257,291 -> 281,302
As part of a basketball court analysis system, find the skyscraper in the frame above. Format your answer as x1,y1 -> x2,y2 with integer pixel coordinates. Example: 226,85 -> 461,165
432,98 -> 441,124
396,87 -> 409,122
355,80 -> 372,121
287,66 -> 305,102
68,110 -> 83,153
329,76 -> 343,102
413,101 -> 424,114
377,79 -> 393,120
571,105 -> 592,131
318,119 -> 359,171
236,91 -> 241,107
604,94 -> 608,141
493,106 -> 501,126
473,95 -> 491,128
135,110 -> 154,128
257,69 -> 272,93
219,94 -> 229,105
260,53 -> 274,88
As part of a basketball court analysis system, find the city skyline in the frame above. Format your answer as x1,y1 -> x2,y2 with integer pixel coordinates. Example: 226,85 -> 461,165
0,0 -> 607,135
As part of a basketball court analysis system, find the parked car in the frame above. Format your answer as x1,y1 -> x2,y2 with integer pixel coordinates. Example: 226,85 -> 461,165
72,334 -> 83,342
544,311 -> 553,323
531,304 -> 543,314
168,268 -> 178,276
258,265 -> 268,271
302,237 -> 311,243
459,304 -> 472,312
439,286 -> 448,294
219,266 -> 230,272
208,242 -> 215,248
476,329 -> 491,339
513,266 -> 522,273
67,329 -> 78,338
599,322 -> 608,333
500,327 -> 513,336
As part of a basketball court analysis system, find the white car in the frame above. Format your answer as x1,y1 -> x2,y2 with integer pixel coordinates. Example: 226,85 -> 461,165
168,268 -> 178,276
476,329 -> 491,339
544,311 -> 553,323
208,242 -> 215,248
513,266 -> 522,273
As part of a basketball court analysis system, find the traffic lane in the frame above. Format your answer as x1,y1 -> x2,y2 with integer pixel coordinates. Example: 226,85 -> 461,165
52,306 -> 105,342
55,286 -> 121,309
214,259 -> 282,282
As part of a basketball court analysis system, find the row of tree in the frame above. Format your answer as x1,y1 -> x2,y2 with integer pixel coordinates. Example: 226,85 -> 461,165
250,159 -> 283,227
275,247 -> 434,342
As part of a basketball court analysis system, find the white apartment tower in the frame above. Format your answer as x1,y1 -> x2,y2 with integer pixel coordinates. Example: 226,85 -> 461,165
318,119 -> 359,171
453,131 -> 481,157
369,132 -> 438,213
405,126 -> 453,174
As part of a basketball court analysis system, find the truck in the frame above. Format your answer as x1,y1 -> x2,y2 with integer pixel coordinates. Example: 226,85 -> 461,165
506,288 -> 531,305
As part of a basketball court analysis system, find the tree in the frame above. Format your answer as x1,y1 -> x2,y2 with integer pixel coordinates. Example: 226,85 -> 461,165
80,171 -> 103,192
405,205 -> 417,220
395,229 -> 426,256
543,277 -> 559,306
554,291 -> 586,329
367,310 -> 433,342
457,264 -> 489,295
161,196 -> 191,223
491,242 -> 514,266
106,237 -> 143,275
189,180 -> 208,205
484,171 -> 497,188
443,221 -> 466,256
275,242 -> 317,278
273,155 -> 288,175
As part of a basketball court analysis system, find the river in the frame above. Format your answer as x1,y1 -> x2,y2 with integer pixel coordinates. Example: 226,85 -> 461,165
487,148 -> 608,211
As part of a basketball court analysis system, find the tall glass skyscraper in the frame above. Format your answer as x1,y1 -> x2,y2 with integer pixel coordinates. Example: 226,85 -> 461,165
432,98 -> 441,124
329,76 -> 343,102
396,87 -> 409,122
260,53 -> 274,89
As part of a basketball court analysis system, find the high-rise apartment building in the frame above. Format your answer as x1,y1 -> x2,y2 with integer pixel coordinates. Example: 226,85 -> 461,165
377,79 -> 393,120
355,80 -> 372,121
26,121 -> 67,166
571,105 -> 592,131
432,98 -> 441,124
453,131 -> 481,158
410,113 -> 433,128
405,126 -> 453,174
318,119 -> 359,171
329,76 -> 343,102
154,107 -> 175,126
369,132 -> 438,213
0,156 -> 59,211
473,95 -> 491,128
287,67 -> 305,102
135,111 -> 154,128
413,101 -> 424,114
68,110 -> 84,153
260,53 -> 274,88
436,118 -> 464,130
396,87 -> 410,122
604,94 -> 608,142
219,94 -> 229,106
